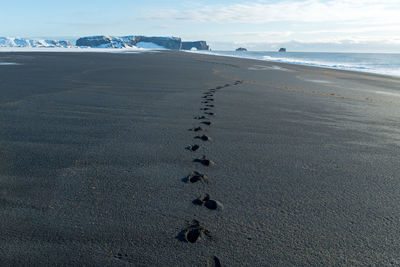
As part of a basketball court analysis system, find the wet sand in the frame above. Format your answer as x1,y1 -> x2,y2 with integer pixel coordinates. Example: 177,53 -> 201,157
1,51 -> 400,266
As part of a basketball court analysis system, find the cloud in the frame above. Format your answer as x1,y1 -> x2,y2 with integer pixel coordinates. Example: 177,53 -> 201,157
148,0 -> 400,24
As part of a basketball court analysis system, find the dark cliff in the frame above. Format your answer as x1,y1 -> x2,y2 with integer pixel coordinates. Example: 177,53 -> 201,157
76,35 -> 182,50
134,36 -> 182,50
181,41 -> 209,51
76,36 -> 210,51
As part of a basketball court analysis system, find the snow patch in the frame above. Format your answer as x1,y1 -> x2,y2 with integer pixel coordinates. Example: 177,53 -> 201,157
135,42 -> 165,49
0,62 -> 20,65
0,37 -> 72,48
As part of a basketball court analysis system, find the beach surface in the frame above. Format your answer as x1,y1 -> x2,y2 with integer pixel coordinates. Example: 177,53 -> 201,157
1,51 -> 400,266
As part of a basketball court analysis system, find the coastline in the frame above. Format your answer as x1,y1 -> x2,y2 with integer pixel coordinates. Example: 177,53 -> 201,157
185,50 -> 400,78
1,51 -> 400,266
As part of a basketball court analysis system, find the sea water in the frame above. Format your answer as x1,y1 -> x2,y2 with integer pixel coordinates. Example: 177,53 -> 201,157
199,51 -> 400,77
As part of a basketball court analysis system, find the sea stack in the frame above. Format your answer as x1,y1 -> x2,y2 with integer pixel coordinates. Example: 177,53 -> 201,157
279,48 -> 287,52
236,47 -> 247,51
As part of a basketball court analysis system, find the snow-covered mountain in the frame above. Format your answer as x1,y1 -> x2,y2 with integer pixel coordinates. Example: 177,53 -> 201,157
0,37 -> 72,48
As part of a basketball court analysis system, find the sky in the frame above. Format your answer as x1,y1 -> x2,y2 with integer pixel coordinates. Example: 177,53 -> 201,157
1,0 -> 400,52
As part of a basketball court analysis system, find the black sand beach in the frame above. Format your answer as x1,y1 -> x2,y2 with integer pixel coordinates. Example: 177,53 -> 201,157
1,51 -> 400,266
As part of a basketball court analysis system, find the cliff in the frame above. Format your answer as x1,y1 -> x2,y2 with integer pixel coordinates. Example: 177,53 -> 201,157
0,37 -> 72,48
75,36 -> 136,48
0,36 -> 210,51
76,35 -> 182,50
135,36 -> 182,50
181,41 -> 209,51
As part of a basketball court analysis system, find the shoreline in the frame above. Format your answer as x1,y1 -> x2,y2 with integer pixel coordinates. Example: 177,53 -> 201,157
1,47 -> 399,79
184,50 -> 400,79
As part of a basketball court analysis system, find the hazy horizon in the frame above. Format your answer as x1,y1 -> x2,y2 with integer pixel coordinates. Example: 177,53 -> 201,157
2,0 -> 400,53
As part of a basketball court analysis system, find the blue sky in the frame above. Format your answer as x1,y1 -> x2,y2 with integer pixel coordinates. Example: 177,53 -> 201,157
1,0 -> 400,52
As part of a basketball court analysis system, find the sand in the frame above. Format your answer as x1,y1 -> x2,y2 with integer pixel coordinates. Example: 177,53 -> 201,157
1,51 -> 400,266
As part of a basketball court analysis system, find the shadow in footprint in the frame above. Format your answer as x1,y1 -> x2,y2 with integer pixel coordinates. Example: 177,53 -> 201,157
201,108 -> 211,111
182,171 -> 208,183
193,194 -> 223,210
192,193 -> 210,205
194,156 -> 214,166
189,127 -> 205,132
111,250 -> 135,264
234,80 -> 244,85
195,116 -> 208,120
208,256 -> 222,267
205,104 -> 215,107
201,121 -> 211,126
204,112 -> 215,116
186,144 -> 201,152
176,220 -> 210,243
195,135 -> 211,141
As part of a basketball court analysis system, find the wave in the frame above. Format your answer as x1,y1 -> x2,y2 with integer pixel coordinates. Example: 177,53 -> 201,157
262,55 -> 369,71
192,50 -> 400,77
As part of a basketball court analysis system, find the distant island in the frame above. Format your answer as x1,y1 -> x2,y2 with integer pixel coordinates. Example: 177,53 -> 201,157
0,36 -> 210,51
279,48 -> 287,52
236,47 -> 247,52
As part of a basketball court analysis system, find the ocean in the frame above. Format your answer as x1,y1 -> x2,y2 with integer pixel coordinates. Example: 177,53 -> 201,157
196,51 -> 400,77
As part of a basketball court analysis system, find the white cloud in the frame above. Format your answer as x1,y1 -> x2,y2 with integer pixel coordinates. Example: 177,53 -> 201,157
143,0 -> 400,51
150,0 -> 400,24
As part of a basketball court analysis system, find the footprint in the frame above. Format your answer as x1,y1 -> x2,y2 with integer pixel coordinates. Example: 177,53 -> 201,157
201,121 -> 211,126
201,108 -> 211,111
186,144 -> 201,152
193,194 -> 223,210
208,256 -> 222,267
204,199 -> 224,210
192,193 -> 210,205
194,156 -> 214,166
184,171 -> 208,183
195,116 -> 208,120
111,250 -> 135,264
195,135 -> 211,141
204,112 -> 215,116
190,127 -> 205,132
202,101 -> 210,104
234,80 -> 244,85
205,104 -> 215,107
224,83 -> 230,87
177,220 -> 210,243
216,86 -> 223,89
